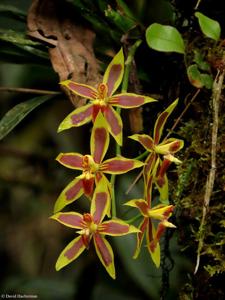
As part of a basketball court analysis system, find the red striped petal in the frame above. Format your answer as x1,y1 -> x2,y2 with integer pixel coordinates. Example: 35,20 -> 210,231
56,153 -> 83,170
135,200 -> 149,216
154,111 -> 169,144
81,234 -> 91,249
125,199 -> 149,216
94,234 -> 113,266
65,179 -> 83,200
51,212 -> 84,229
147,219 -> 154,245
154,99 -> 178,144
133,217 -> 148,259
168,139 -> 183,153
91,112 -> 109,164
71,105 -> 93,126
144,152 -> 157,181
146,221 -> 160,268
93,233 -> 115,279
101,157 -> 143,174
92,128 -> 108,163
54,178 -> 84,213
60,80 -> 97,99
104,105 -> 122,145
55,236 -> 86,271
99,220 -> 130,235
162,205 -> 174,217
129,134 -> 154,151
157,159 -> 171,179
156,176 -> 169,203
92,192 -> 108,224
153,159 -> 169,203
155,223 -> 166,242
109,93 -> 156,108
91,177 -> 110,224
58,104 -> 93,131
64,237 -> 85,259
106,64 -> 123,95
103,48 -> 124,96
156,138 -> 184,155
145,175 -> 153,206
95,174 -> 112,217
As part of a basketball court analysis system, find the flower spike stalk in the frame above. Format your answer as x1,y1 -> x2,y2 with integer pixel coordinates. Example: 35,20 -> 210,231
52,47 -> 182,279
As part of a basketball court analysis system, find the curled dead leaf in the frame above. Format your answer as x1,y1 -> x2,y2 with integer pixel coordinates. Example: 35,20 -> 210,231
27,0 -> 100,107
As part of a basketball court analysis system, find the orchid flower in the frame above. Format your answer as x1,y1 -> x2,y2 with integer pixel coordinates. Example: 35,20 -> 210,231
51,177 -> 139,279
54,112 -> 144,213
58,48 -> 156,145
129,99 -> 184,202
125,176 -> 176,267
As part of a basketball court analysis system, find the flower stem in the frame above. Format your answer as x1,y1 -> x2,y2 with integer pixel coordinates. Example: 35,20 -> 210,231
111,40 -> 142,218
125,213 -> 142,224
135,150 -> 149,161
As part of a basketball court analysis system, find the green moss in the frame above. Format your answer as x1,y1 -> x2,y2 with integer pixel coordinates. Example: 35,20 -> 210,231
170,90 -> 225,298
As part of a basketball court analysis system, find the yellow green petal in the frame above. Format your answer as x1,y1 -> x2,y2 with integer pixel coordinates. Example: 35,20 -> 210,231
55,236 -> 86,271
146,223 -> 161,268
60,80 -> 97,99
103,48 -> 124,96
54,178 -> 84,213
91,176 -> 110,224
153,98 -> 178,144
93,233 -> 116,279
90,112 -> 109,163
58,104 -> 93,132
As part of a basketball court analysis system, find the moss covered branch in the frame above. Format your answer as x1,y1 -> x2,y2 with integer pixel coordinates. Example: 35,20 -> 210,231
194,53 -> 225,274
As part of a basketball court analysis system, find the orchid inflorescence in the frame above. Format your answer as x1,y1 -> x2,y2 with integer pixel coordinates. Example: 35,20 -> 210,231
51,48 -> 183,279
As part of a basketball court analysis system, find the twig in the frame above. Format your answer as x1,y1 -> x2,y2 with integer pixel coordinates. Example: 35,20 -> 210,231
165,89 -> 200,140
194,54 -> 225,274
126,170 -> 143,195
0,87 -> 60,95
194,0 -> 202,10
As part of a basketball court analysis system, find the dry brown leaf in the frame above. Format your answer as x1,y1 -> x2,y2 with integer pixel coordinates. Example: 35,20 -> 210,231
27,0 -> 100,107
